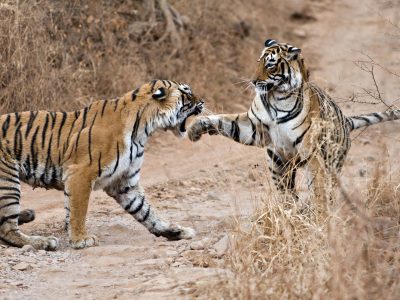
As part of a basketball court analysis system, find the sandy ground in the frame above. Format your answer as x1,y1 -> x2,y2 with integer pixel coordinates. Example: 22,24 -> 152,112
1,0 -> 400,299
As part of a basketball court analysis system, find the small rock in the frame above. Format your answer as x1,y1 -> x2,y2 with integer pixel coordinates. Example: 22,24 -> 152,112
3,248 -> 16,256
293,28 -> 307,38
248,171 -> 258,182
13,262 -> 32,271
213,235 -> 230,256
19,256 -> 36,263
38,250 -> 46,255
190,241 -> 205,251
21,245 -> 36,253
207,192 -> 220,201
359,169 -> 367,177
190,237 -> 211,250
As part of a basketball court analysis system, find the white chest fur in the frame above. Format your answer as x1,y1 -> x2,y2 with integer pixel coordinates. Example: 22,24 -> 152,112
93,133 -> 145,191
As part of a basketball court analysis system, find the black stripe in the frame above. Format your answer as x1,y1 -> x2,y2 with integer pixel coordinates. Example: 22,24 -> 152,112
31,126 -> 40,174
42,114 -> 49,149
2,115 -> 11,137
25,111 -> 38,138
0,177 -> 20,185
64,111 -> 80,154
131,110 -> 141,140
88,112 -> 98,165
57,112 -> 68,148
267,149 -> 284,168
0,213 -> 19,226
107,143 -> 120,177
14,112 -> 20,125
50,112 -> 57,129
231,117 -> 240,142
130,196 -> 144,214
75,107 -> 88,151
98,153 -> 102,177
0,158 -> 19,172
131,88 -> 139,101
0,195 -> 20,202
127,168 -> 141,179
0,166 -> 19,180
0,201 -> 19,210
113,99 -> 119,112
101,101 -> 108,116
124,196 -> 136,211
293,123 -> 311,147
150,80 -> 157,92
13,122 -> 23,161
141,206 -> 150,222
372,113 -> 383,121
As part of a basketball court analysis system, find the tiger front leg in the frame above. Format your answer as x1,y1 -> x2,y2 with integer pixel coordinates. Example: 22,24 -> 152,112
266,148 -> 299,202
106,184 -> 195,240
188,113 -> 270,146
64,171 -> 99,249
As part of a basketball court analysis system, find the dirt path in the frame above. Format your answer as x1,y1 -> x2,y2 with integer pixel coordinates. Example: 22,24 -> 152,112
1,0 -> 400,299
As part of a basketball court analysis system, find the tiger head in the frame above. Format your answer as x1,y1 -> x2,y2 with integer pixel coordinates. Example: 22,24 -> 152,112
252,39 -> 309,94
134,80 -> 204,137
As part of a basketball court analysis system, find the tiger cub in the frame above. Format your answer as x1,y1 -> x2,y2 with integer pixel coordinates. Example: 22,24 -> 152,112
188,39 -> 400,202
0,80 -> 203,250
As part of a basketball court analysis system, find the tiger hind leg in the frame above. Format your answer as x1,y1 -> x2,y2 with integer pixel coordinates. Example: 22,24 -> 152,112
0,159 -> 59,250
106,183 -> 195,240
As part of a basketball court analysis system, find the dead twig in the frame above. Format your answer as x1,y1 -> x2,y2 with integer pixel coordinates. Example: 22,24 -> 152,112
157,0 -> 183,57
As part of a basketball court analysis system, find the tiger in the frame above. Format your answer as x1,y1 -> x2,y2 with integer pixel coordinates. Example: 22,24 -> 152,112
0,79 -> 204,250
188,39 -> 400,204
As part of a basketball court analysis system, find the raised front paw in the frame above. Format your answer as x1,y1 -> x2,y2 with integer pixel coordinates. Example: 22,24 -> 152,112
160,225 -> 196,241
188,117 -> 216,142
70,234 -> 99,249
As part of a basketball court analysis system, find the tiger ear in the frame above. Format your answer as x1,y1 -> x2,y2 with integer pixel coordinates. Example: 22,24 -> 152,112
264,39 -> 278,47
152,87 -> 167,100
286,46 -> 301,60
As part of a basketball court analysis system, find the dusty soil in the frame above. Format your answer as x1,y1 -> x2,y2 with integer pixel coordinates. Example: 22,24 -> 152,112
1,0 -> 399,299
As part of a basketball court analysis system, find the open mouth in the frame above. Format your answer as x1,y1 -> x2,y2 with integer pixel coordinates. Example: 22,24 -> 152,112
179,101 -> 204,133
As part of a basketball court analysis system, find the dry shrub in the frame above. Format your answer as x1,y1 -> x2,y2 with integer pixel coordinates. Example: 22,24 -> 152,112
0,0 -> 303,114
201,164 -> 400,299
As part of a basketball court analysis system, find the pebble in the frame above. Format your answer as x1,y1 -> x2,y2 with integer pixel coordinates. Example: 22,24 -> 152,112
190,237 -> 211,250
12,262 -> 32,271
21,245 -> 36,253
207,192 -> 220,201
293,28 -> 307,38
3,248 -> 16,256
213,235 -> 230,256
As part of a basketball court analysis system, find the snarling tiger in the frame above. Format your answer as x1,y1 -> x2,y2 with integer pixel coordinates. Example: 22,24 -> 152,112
0,79 -> 203,250
188,39 -> 400,203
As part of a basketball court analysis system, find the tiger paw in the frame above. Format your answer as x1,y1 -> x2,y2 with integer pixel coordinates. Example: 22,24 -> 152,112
160,225 -> 196,241
30,236 -> 59,251
70,234 -> 99,249
188,117 -> 214,142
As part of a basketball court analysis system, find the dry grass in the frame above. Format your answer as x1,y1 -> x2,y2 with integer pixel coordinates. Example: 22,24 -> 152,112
0,0 -> 306,114
199,162 -> 400,299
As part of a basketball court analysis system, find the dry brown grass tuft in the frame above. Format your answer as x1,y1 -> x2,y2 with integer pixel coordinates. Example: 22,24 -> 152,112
201,165 -> 400,299
0,0 -> 300,114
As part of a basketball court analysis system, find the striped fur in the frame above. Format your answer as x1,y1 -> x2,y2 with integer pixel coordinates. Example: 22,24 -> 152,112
0,80 -> 203,250
188,40 -> 400,201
